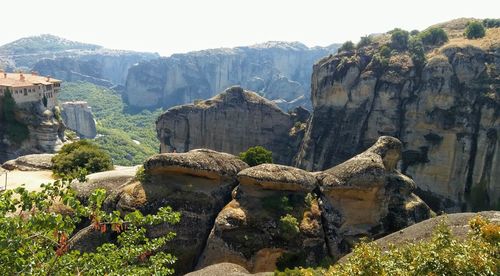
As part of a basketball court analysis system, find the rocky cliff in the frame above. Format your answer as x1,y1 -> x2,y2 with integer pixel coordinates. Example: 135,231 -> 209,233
124,42 -> 339,110
61,101 -> 97,138
295,22 -> 500,211
73,137 -> 431,274
156,86 -> 309,165
0,100 -> 65,163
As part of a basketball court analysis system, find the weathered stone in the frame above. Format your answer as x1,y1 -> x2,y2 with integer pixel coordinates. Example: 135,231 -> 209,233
295,26 -> 500,212
198,164 -> 328,273
2,153 -> 54,171
156,87 -> 305,165
61,101 -> 97,138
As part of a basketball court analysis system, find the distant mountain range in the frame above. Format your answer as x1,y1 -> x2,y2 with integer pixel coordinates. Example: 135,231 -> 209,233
0,34 -> 340,109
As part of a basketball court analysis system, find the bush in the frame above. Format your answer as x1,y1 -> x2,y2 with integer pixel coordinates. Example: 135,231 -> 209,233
390,28 -> 409,50
419,27 -> 448,46
465,21 -> 486,39
52,140 -> 113,178
482,18 -> 500,28
279,214 -> 300,241
239,146 -> 273,166
338,41 -> 355,53
276,216 -> 499,275
135,165 -> 150,183
409,36 -> 426,68
0,178 -> 180,275
1,89 -> 29,143
356,36 -> 372,49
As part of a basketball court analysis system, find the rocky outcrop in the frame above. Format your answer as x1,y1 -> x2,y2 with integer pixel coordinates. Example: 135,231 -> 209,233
72,137 -> 430,274
0,100 -> 65,163
295,25 -> 500,212
124,42 -> 339,110
156,86 -> 308,165
114,149 -> 248,275
197,163 -> 327,273
61,101 -> 97,138
186,263 -> 271,276
1,153 -> 54,171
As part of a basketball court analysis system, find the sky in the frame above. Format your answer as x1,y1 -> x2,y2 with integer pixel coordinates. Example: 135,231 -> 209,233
1,0 -> 499,56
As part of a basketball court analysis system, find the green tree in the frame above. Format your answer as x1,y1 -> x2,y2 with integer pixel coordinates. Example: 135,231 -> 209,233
409,36 -> 426,69
465,21 -> 486,39
390,28 -> 409,50
1,88 -> 29,143
279,214 -> 300,241
239,146 -> 273,166
356,36 -> 372,49
419,27 -> 448,46
338,41 -> 355,53
52,140 -> 113,178
483,18 -> 500,28
0,177 -> 180,275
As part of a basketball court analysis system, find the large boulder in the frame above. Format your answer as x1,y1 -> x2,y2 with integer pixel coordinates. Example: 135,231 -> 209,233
2,153 -> 55,171
197,163 -> 327,273
315,136 -> 432,257
114,149 -> 248,275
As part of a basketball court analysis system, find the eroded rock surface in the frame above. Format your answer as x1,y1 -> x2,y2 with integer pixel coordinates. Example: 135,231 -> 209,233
2,153 -> 54,171
61,101 -> 97,138
156,86 -> 308,165
295,25 -> 500,211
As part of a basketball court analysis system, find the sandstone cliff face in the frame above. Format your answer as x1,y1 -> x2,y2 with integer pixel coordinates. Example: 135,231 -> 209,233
73,137 -> 430,274
61,101 -> 97,138
124,42 -> 339,110
156,86 -> 308,165
295,29 -> 500,211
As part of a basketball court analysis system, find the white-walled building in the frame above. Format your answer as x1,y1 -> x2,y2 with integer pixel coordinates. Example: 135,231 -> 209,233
0,71 -> 61,109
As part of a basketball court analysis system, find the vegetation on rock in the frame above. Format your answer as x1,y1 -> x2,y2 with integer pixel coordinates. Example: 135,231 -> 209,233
51,140 -> 113,179
338,41 -> 355,53
279,214 -> 300,241
418,27 -> 449,46
276,216 -> 499,275
465,21 -> 486,39
390,28 -> 410,50
239,146 -> 273,166
1,89 -> 30,143
356,36 -> 372,49
0,176 -> 180,275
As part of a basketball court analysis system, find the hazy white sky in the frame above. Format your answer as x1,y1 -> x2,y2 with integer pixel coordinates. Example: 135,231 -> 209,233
1,0 -> 498,56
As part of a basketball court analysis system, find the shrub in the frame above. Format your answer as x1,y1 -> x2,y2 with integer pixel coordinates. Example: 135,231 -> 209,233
279,214 -> 300,241
338,41 -> 355,53
0,178 -> 180,275
262,195 -> 294,213
356,36 -> 372,49
239,146 -> 273,166
465,21 -> 486,39
389,28 -> 409,50
410,29 -> 420,36
419,27 -> 448,46
482,18 -> 500,28
276,216 -> 499,275
52,140 -> 113,178
135,165 -> 150,183
409,36 -> 426,68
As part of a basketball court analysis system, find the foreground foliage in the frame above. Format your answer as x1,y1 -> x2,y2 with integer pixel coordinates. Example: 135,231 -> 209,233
276,216 -> 499,275
0,176 -> 180,275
